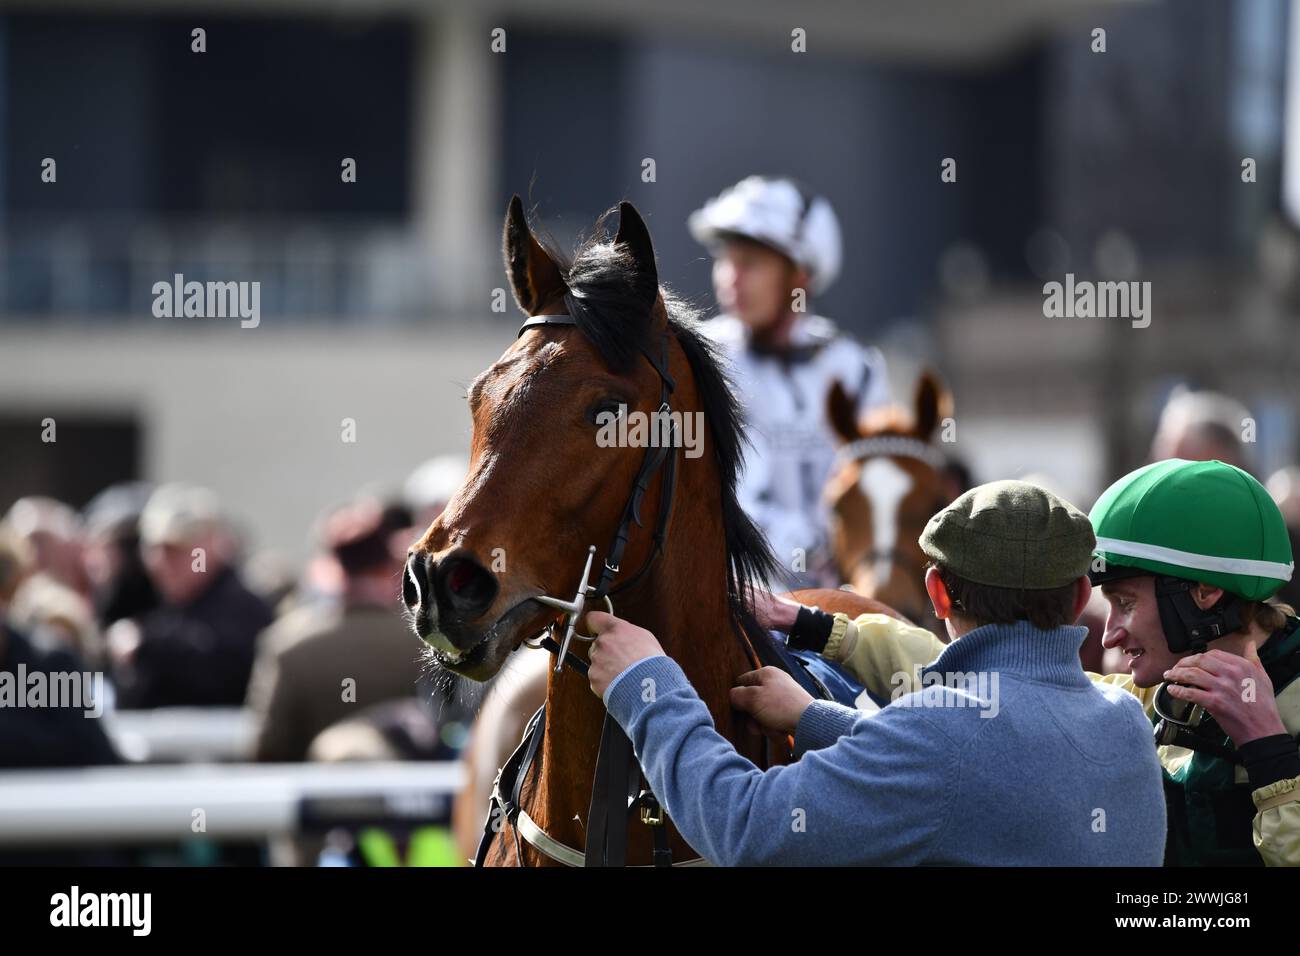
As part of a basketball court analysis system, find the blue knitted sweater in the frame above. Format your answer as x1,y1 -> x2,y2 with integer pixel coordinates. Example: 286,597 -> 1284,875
603,620 -> 1167,865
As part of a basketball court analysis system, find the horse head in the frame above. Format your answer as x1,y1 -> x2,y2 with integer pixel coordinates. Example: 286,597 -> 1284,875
823,369 -> 955,628
402,197 -> 685,679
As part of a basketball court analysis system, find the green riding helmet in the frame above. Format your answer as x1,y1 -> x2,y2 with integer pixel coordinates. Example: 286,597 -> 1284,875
1089,459 -> 1293,601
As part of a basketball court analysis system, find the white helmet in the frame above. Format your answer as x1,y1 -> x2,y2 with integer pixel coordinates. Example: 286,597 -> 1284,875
689,176 -> 843,295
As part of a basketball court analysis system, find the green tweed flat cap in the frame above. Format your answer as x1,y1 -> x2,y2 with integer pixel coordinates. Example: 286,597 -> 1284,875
919,480 -> 1096,589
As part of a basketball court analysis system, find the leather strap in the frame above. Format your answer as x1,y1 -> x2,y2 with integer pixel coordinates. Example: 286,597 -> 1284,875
516,808 -> 587,867
585,711 -> 642,866
517,314 -> 577,335
473,703 -> 545,867
836,435 -> 947,471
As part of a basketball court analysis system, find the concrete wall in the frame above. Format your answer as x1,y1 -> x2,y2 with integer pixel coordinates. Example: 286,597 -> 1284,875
0,321 -> 508,560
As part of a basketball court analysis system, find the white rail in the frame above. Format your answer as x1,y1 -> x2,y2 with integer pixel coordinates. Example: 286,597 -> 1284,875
0,761 -> 465,845
104,708 -> 256,763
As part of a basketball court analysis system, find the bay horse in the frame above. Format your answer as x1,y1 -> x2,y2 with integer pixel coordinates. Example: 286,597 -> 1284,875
823,370 -> 956,633
405,195 -> 823,866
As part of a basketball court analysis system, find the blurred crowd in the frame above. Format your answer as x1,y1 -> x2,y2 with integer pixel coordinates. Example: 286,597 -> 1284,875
0,454 -> 473,781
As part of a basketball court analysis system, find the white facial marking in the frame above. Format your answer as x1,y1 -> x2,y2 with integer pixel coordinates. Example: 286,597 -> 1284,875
859,458 -> 913,586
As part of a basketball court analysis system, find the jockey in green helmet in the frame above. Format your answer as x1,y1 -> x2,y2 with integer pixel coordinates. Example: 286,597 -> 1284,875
1089,458 -> 1300,865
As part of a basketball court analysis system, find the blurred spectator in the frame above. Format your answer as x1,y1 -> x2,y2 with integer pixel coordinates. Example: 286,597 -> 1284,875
0,524 -> 32,606
403,455 -> 468,530
1149,386 -> 1253,472
4,496 -> 91,600
307,698 -> 451,763
246,497 -> 429,762
242,548 -> 300,615
0,523 -> 118,769
1267,466 -> 1300,610
109,483 -> 272,708
80,482 -> 160,628
5,493 -> 108,672
9,573 -> 105,672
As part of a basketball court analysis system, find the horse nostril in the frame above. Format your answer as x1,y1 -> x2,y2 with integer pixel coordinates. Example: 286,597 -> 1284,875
435,555 -> 498,617
403,553 -> 425,612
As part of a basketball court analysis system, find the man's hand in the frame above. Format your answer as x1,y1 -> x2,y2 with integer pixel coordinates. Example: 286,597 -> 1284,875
1164,643 -> 1287,746
730,666 -> 815,737
586,610 -> 666,701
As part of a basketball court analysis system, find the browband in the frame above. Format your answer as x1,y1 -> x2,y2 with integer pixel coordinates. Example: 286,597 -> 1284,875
836,435 -> 948,471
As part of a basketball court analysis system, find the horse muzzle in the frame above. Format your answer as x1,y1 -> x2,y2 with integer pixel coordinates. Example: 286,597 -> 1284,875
403,548 -> 501,653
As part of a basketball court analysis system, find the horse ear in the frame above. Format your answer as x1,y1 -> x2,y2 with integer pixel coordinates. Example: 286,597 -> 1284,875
503,195 -> 566,315
913,368 -> 952,441
826,379 -> 861,444
613,201 -> 659,306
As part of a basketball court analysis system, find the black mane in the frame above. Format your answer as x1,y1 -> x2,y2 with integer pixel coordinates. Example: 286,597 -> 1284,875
534,210 -> 789,653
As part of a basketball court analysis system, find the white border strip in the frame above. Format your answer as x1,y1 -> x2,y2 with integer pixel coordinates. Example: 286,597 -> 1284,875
1095,536 -> 1294,581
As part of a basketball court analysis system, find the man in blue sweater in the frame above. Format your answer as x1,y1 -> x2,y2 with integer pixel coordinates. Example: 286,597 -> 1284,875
586,480 -> 1167,865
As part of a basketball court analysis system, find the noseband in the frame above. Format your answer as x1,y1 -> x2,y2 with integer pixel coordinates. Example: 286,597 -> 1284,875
474,312 -> 700,868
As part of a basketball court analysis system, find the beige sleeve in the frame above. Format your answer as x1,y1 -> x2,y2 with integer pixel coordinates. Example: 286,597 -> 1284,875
821,612 -> 947,703
1252,775 -> 1300,866
1088,670 -> 1160,715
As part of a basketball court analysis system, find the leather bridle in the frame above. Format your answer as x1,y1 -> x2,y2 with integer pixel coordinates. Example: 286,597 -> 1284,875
472,312 -> 703,867
834,435 -> 948,472
515,313 -> 681,673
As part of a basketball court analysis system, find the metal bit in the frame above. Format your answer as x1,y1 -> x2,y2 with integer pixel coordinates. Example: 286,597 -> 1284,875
532,545 -> 611,673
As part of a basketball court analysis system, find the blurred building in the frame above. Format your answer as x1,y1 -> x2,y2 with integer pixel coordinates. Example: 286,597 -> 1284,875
0,0 -> 1296,553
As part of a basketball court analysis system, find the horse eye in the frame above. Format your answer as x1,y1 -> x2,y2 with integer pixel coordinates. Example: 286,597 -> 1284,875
588,399 -> 625,426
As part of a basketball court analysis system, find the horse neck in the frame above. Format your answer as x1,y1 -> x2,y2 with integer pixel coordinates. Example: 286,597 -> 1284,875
530,379 -> 756,862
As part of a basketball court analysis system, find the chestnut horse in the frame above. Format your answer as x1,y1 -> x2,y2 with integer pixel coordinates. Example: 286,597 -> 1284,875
407,196 -> 839,866
823,370 -> 956,633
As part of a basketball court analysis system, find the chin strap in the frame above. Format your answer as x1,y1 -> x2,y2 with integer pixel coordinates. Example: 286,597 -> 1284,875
1149,575 -> 1246,761
1154,575 -> 1243,654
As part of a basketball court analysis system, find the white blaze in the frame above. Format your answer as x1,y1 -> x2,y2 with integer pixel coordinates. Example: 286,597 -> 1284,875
859,458 -> 913,587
